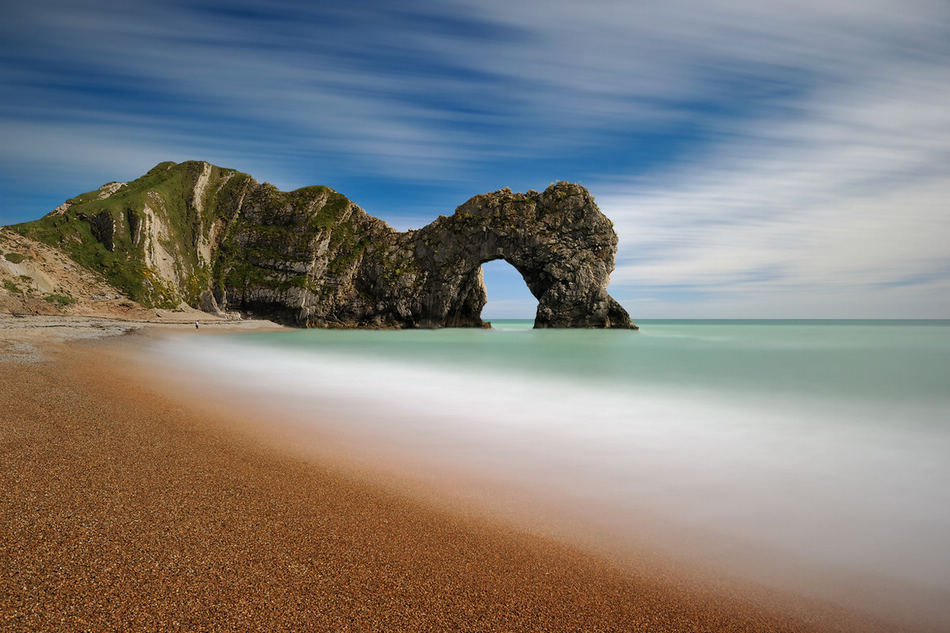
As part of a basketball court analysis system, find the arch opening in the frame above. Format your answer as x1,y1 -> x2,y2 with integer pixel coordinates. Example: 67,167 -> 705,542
480,259 -> 537,324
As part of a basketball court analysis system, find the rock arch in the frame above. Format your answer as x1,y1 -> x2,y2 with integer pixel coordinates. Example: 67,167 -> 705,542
213,178 -> 635,329
355,182 -> 635,329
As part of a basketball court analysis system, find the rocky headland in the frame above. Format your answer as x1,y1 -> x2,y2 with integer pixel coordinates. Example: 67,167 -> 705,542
1,161 -> 634,329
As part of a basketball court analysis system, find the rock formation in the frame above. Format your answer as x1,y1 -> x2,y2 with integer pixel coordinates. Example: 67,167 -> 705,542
9,161 -> 635,329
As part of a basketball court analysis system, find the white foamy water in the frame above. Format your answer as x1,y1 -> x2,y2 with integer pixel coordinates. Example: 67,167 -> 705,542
150,320 -> 950,629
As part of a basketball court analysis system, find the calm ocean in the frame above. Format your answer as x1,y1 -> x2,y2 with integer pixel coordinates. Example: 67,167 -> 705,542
155,319 -> 950,626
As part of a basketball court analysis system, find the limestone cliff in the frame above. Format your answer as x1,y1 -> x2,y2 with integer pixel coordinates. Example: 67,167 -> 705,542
9,161 -> 635,329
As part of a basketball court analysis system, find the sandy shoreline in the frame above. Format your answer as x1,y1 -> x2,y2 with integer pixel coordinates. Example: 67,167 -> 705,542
1,319 -> 899,631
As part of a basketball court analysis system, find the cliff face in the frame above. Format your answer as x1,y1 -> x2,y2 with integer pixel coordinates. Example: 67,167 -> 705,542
11,161 -> 634,329
13,161 -> 253,309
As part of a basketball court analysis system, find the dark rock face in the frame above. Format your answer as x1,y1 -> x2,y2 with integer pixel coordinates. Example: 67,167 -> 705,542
85,211 -> 115,252
216,181 -> 634,329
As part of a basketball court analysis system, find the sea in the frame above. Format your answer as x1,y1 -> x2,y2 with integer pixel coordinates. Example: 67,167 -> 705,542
153,319 -> 950,628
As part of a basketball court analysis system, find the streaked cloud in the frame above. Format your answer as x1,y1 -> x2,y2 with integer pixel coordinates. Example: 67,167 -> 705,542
1,0 -> 947,316
598,56 -> 950,317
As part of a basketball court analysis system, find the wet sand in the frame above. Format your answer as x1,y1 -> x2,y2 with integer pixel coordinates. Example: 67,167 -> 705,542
0,324 -> 897,632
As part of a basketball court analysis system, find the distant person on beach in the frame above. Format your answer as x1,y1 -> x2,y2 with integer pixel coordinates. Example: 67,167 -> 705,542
195,320 -> 199,329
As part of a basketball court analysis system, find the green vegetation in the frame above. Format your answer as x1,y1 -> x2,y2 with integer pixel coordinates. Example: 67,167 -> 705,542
453,211 -> 491,231
311,190 -> 350,230
43,293 -> 76,308
214,184 -> 368,299
3,279 -> 20,293
15,210 -> 151,303
3,252 -> 26,264
9,159 -> 381,313
10,161 -> 254,309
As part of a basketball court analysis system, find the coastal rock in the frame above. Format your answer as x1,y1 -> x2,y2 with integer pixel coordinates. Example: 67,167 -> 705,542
362,183 -> 632,328
9,162 -> 635,329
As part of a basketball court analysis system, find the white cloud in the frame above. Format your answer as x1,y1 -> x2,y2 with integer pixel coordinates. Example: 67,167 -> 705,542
598,60 -> 950,317
2,0 -> 948,315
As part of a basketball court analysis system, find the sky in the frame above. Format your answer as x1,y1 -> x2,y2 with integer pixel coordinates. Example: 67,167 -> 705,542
1,0 -> 948,318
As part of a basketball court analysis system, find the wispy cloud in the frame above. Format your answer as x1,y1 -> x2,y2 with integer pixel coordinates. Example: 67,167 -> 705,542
598,57 -> 950,317
1,0 -> 948,316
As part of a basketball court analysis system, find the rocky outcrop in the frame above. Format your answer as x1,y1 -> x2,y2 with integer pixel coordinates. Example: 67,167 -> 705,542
399,184 -> 632,329
214,182 -> 633,328
11,162 -> 635,329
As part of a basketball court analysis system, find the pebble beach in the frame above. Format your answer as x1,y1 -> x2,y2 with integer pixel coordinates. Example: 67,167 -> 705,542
0,318 -> 899,632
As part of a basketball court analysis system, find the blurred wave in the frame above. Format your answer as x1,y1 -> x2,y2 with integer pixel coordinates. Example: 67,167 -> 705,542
151,321 -> 950,627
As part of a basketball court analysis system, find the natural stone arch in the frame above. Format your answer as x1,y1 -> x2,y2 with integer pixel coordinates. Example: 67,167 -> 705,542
359,182 -> 635,329
212,176 -> 635,329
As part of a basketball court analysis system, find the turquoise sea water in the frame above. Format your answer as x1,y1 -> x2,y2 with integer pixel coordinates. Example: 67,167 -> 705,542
157,319 -> 950,627
234,318 -> 950,407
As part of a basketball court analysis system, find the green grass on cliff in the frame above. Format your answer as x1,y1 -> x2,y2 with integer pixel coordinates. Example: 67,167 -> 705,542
10,161 -> 253,308
212,184 -> 368,300
14,209 -> 153,303
9,160 -> 378,312
43,293 -> 76,308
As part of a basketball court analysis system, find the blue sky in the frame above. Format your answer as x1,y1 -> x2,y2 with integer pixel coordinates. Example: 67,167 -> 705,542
2,0 -> 948,318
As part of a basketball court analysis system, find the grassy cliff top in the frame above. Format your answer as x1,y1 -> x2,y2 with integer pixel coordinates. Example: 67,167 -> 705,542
9,161 -> 255,307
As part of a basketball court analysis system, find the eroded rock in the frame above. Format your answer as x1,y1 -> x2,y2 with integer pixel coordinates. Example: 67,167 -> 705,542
10,162 -> 635,329
215,181 -> 634,329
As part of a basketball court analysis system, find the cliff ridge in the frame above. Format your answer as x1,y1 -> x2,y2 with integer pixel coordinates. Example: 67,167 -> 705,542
3,161 -> 635,329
